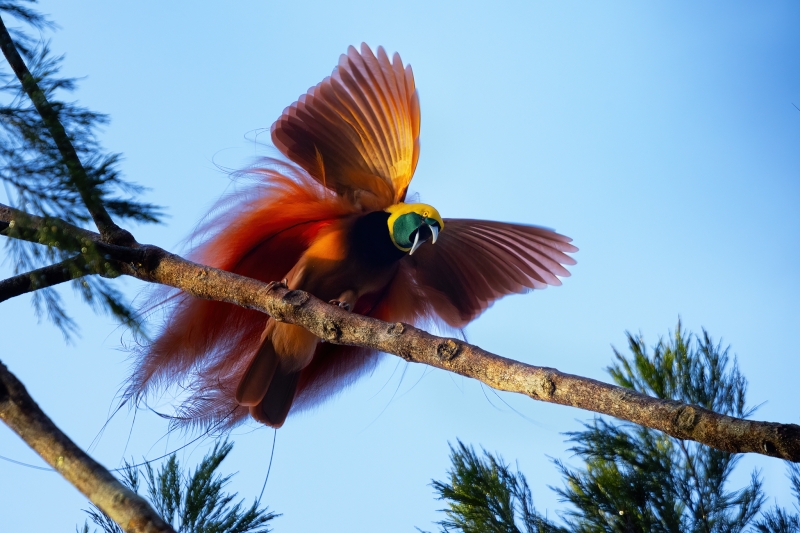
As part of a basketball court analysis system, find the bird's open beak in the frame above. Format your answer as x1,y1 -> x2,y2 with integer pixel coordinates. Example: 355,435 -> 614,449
409,221 -> 439,255
409,230 -> 423,255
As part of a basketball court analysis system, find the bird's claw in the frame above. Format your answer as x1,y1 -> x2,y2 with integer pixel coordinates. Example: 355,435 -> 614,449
328,299 -> 351,311
266,279 -> 289,292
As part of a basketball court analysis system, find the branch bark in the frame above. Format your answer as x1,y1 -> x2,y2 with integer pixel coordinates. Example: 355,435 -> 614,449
0,360 -> 176,533
0,255 -> 86,302
0,202 -> 109,245
2,203 -> 797,462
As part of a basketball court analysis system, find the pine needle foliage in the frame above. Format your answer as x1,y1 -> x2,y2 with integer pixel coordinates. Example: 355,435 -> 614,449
752,463 -> 800,533
0,0 -> 162,339
552,323 -> 764,533
429,323 -> 791,533
429,440 -> 566,533
77,440 -> 278,533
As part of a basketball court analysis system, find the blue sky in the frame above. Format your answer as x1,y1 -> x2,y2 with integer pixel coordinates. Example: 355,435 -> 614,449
1,2 -> 799,531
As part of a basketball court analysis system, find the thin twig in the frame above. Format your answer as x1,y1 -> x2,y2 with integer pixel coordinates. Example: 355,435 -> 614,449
2,204 -> 799,461
0,15 -> 132,244
0,255 -> 88,303
678,440 -> 712,533
0,360 -> 176,533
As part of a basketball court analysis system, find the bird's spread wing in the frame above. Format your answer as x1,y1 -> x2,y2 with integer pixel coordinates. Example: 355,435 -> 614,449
271,43 -> 420,210
405,219 -> 578,327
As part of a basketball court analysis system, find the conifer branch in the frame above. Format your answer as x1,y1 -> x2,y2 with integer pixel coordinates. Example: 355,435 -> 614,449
2,204 -> 799,462
0,360 -> 176,533
0,15 -> 132,245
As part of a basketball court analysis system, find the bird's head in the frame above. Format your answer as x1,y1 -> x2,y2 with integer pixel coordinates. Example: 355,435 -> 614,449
385,202 -> 444,255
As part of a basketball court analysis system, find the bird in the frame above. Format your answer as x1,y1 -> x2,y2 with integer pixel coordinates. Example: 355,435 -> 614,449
127,43 -> 577,429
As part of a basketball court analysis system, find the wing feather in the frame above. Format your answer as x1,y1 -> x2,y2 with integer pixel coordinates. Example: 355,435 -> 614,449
341,49 -> 395,171
463,226 -> 569,281
446,231 -> 532,290
271,43 -> 419,208
406,219 -> 578,326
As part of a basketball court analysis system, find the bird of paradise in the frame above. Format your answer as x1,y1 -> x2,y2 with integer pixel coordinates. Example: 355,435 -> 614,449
128,44 -> 577,429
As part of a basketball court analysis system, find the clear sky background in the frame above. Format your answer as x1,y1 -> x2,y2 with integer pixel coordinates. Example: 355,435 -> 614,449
1,2 -> 799,531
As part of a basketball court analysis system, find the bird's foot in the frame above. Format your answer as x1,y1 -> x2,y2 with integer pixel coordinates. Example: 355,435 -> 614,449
266,279 -> 289,292
328,299 -> 351,312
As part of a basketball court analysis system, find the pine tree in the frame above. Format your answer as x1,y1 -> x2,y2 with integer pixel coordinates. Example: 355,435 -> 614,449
428,440 -> 566,533
752,463 -> 800,533
0,0 -> 161,338
429,324 -> 799,533
76,441 -> 278,533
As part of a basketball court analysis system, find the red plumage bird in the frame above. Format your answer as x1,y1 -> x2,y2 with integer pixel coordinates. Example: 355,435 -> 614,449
128,44 -> 577,429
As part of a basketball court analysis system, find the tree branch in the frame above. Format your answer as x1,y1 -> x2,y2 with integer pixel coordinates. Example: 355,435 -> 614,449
2,204 -> 799,462
0,254 -> 86,302
0,360 -> 176,533
0,15 -> 132,245
0,202 -> 108,245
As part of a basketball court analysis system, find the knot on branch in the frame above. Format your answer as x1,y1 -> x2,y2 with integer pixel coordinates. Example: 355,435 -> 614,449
387,322 -> 405,337
764,423 -> 800,458
322,320 -> 341,342
269,290 -> 310,322
675,405 -> 700,433
282,290 -> 309,307
762,440 -> 777,455
104,227 -> 136,247
532,373 -> 556,399
436,339 -> 461,361
123,244 -> 163,273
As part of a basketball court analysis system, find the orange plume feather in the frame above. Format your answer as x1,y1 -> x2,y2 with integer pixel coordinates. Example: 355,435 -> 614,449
127,44 -> 577,430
